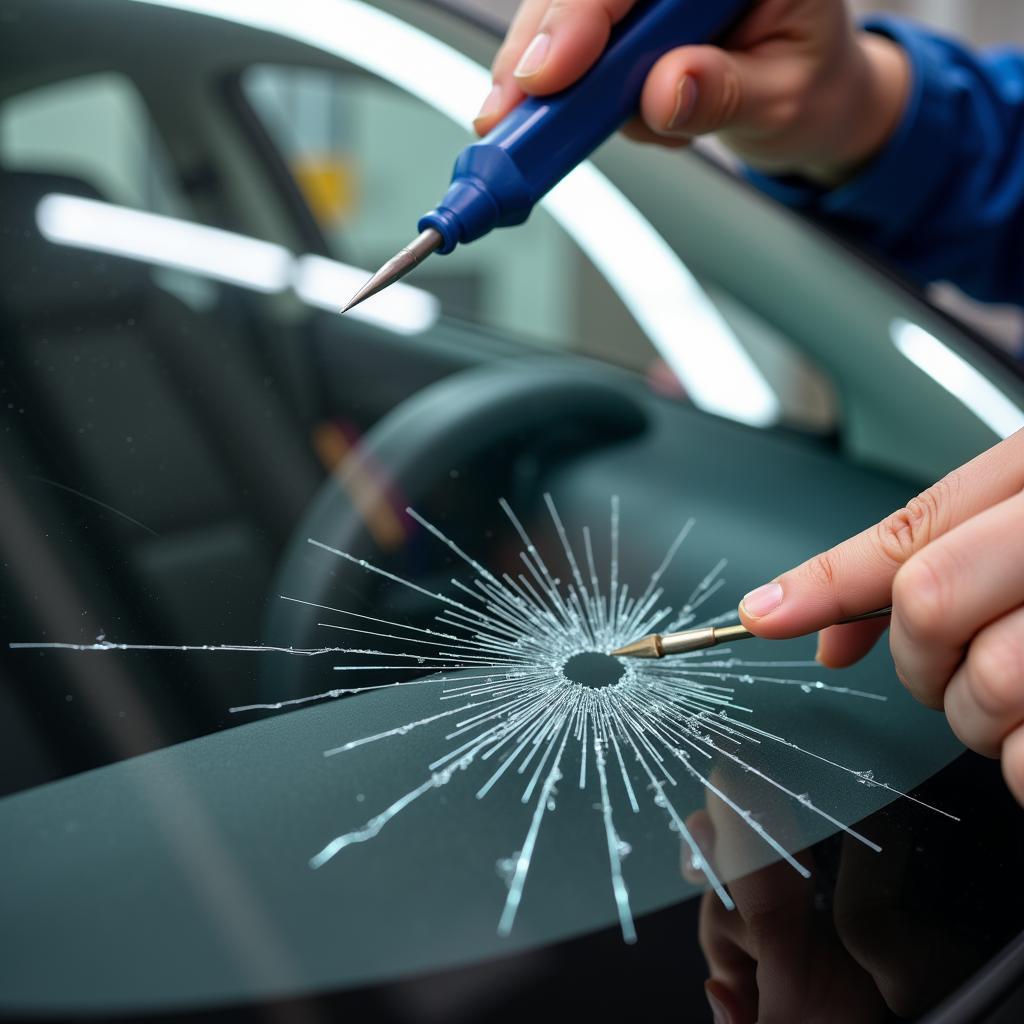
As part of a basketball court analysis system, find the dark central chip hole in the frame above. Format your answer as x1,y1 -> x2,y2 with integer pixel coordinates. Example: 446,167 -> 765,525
562,651 -> 625,688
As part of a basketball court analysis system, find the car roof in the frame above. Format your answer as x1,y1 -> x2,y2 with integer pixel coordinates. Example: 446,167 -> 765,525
1,0 -> 342,101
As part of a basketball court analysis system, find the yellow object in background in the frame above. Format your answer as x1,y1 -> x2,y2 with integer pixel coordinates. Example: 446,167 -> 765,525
292,154 -> 358,226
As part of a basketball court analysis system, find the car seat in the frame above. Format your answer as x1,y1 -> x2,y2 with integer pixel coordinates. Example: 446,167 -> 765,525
0,169 -> 323,784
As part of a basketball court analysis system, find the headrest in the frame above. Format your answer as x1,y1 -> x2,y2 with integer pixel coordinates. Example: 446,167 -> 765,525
0,169 -> 151,323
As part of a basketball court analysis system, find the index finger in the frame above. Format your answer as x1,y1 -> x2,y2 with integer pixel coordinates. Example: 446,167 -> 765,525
738,429 -> 1024,639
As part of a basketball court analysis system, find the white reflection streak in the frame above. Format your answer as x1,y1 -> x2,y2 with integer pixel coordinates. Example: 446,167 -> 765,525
36,194 -> 292,293
892,319 -> 1024,439
11,495 -> 960,940
35,194 -> 439,334
545,169 -> 781,426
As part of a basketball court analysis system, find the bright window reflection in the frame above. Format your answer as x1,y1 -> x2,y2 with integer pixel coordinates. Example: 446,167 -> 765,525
37,193 -> 292,293
36,192 -> 441,334
891,319 -> 1024,439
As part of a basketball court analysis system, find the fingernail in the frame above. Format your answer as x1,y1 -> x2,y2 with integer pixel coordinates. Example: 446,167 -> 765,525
473,83 -> 503,125
514,33 -> 550,78
814,633 -> 825,665
741,582 -> 783,618
667,74 -> 698,130
705,984 -> 730,1024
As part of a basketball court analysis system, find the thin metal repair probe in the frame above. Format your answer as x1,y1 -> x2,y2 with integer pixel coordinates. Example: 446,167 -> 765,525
341,228 -> 443,314
610,606 -> 894,660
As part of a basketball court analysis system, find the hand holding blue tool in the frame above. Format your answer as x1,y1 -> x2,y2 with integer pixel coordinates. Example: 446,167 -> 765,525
342,0 -> 752,312
339,0 -> 1024,807
343,0 -> 911,313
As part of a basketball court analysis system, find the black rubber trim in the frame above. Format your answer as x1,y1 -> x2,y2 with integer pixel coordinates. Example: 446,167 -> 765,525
219,70 -> 330,258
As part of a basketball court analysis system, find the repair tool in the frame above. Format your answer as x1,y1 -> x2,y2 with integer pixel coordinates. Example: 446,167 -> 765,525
342,0 -> 752,312
611,607 -> 894,659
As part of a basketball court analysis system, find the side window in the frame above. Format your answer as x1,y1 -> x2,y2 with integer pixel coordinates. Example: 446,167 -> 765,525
1,72 -> 225,311
0,71 -> 187,218
242,64 -> 648,357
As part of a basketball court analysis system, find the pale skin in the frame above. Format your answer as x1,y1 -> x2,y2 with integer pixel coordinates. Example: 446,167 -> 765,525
479,0 -> 1024,806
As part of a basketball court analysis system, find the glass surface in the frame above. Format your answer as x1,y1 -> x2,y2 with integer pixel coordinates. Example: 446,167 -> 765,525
2,0 -> 1024,1019
0,71 -> 187,216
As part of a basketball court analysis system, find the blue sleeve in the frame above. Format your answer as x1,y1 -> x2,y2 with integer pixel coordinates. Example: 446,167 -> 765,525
745,16 -> 1024,305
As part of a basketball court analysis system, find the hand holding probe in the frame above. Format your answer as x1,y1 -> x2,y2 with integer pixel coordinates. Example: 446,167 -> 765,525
342,0 -> 753,312
610,607 -> 894,659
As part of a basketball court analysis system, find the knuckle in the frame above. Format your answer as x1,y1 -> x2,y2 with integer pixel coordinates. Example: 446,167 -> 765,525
544,0 -> 603,26
766,94 -> 801,134
493,43 -> 516,76
708,67 -> 742,130
969,634 -> 1024,716
543,0 -> 572,17
875,479 -> 952,566
764,67 -> 817,134
804,548 -> 839,596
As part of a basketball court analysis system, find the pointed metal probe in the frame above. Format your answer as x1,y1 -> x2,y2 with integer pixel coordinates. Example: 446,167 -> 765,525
610,606 -> 893,660
340,228 -> 444,314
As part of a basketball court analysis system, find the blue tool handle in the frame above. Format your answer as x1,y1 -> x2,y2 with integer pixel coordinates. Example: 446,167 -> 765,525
419,0 -> 752,253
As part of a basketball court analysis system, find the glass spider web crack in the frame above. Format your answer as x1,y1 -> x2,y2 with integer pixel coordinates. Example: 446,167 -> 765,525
11,494 -> 958,945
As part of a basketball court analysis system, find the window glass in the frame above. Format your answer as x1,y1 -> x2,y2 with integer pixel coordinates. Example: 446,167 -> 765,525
1,71 -> 187,217
0,71 -> 221,311
245,65 -> 605,351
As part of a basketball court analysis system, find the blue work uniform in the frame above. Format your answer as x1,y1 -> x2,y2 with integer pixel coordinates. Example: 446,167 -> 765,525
747,16 -> 1024,308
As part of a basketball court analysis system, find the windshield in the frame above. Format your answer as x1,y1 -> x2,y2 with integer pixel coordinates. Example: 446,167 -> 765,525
2,0 -> 1024,1019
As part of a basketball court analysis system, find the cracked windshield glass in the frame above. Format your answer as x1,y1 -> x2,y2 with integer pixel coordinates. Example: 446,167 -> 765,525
3,0 -> 1024,1020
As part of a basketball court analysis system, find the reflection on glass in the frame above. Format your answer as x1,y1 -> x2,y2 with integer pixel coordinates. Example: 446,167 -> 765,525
9,495 -> 962,981
687,755 -> 1024,1022
891,318 -> 1024,439
37,193 -> 292,293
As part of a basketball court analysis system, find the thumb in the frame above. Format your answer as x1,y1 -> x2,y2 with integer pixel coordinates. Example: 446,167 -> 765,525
637,44 -> 774,139
737,430 -> 1024,644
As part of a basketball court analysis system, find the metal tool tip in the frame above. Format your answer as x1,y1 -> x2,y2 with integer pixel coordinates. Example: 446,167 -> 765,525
610,635 -> 662,659
340,227 -> 443,315
339,265 -> 392,315
339,287 -> 370,316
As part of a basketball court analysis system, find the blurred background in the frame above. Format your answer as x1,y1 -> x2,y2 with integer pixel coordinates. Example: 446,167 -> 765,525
852,2 -> 1024,348
855,0 -> 1019,43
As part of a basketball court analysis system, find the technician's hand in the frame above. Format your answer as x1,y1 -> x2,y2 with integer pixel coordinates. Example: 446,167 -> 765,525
474,0 -> 910,185
738,429 -> 1024,806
